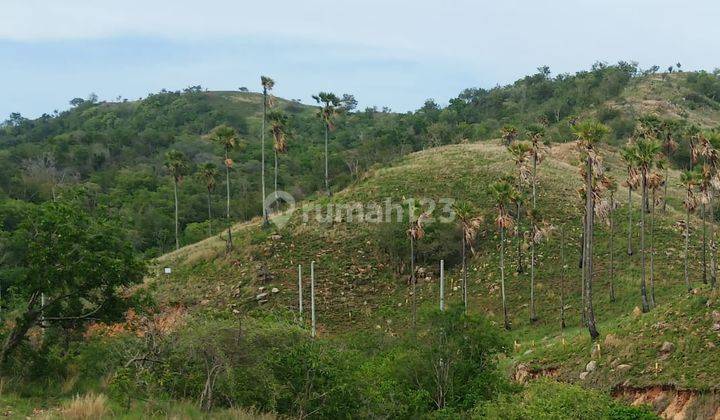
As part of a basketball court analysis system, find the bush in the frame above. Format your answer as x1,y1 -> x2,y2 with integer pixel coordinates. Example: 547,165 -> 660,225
474,379 -> 657,419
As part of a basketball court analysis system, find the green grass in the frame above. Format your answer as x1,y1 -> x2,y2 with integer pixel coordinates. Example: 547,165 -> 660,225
145,139 -> 719,395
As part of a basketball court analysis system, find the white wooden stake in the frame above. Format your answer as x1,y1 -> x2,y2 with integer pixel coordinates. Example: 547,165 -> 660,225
311,261 -> 316,338
440,260 -> 445,311
298,264 -> 303,316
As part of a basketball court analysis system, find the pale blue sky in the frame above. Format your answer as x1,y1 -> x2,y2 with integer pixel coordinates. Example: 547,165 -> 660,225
2,0 -> 719,119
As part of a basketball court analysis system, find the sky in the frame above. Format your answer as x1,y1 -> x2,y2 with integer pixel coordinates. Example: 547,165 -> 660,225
2,0 -> 720,119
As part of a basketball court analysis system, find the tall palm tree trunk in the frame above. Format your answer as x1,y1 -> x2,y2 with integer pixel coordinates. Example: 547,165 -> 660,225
649,191 -> 656,308
516,201 -> 523,273
640,174 -> 650,313
324,124 -> 330,196
225,148 -> 232,252
685,206 -> 691,292
627,188 -> 634,255
703,203 -> 708,284
173,177 -> 179,251
500,225 -> 509,330
584,155 -> 599,340
261,89 -> 268,225
662,167 -> 669,212
560,226 -> 566,329
410,235 -> 416,328
207,189 -> 212,236
609,191 -> 616,302
462,235 -> 467,312
274,148 -> 279,212
581,215 -> 586,327
530,155 -> 537,323
530,241 -> 537,323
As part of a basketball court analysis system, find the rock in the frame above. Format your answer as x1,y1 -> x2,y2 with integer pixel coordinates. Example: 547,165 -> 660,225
579,371 -> 589,380
256,292 -> 269,300
514,364 -> 530,383
270,234 -> 282,241
660,341 -> 675,353
712,310 -> 720,323
616,364 -> 632,373
271,287 -> 279,294
712,323 -> 720,332
585,360 -> 597,372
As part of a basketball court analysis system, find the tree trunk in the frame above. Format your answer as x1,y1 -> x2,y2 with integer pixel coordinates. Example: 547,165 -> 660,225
640,172 -> 650,313
0,291 -> 41,372
627,188 -> 634,255
560,227 -> 566,329
324,123 -> 330,196
703,203 -> 708,284
685,205 -> 692,293
584,155 -> 599,340
225,148 -> 233,253
500,224 -> 510,330
516,201 -> 524,273
462,235 -> 467,313
662,167 -> 669,212
649,190 -> 656,308
530,240 -> 537,323
609,191 -> 616,302
411,235 -> 417,328
261,88 -> 269,225
581,215 -> 586,327
173,177 -> 179,251
274,148 -> 279,213
207,189 -> 212,236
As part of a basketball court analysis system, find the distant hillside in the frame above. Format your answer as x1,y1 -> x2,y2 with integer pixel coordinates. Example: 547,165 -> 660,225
2,64 -> 720,257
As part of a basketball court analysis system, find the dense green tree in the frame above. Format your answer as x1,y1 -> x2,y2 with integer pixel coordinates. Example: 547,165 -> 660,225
0,201 -> 145,372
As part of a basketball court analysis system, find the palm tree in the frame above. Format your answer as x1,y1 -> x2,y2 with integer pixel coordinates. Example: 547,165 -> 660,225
574,119 -> 609,340
197,163 -> 218,236
260,76 -> 275,225
206,125 -> 239,253
268,110 -> 289,210
500,125 -> 519,146
528,209 -> 553,323
607,178 -> 618,302
454,202 -> 484,313
660,119 -> 679,212
526,124 -> 545,323
620,145 -> 640,256
648,169 -> 663,308
507,142 -> 531,273
680,170 -> 700,292
490,179 -> 518,330
312,92 -> 342,196
407,211 -> 430,327
634,136 -> 661,313
164,150 -> 188,251
698,133 -> 718,285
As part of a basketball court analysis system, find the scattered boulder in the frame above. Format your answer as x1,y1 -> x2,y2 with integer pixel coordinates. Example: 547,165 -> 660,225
585,360 -> 597,372
270,234 -> 282,241
616,364 -> 632,373
712,310 -> 720,323
712,323 -> 720,332
514,364 -> 530,383
579,371 -> 589,380
256,292 -> 269,300
660,341 -> 675,354
271,287 -> 279,294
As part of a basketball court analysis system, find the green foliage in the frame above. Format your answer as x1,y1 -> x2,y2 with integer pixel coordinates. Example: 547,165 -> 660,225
474,379 -> 657,419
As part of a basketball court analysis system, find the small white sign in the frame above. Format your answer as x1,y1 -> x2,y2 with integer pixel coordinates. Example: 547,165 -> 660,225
164,267 -> 172,274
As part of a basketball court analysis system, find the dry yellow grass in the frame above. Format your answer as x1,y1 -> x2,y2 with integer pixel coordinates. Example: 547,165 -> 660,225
58,393 -> 108,419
